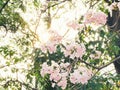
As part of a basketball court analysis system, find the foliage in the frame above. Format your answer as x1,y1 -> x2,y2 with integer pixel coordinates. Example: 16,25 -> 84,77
0,0 -> 120,90
0,0 -> 26,32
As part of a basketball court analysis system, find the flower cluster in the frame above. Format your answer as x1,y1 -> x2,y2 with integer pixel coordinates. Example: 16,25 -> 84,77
40,61 -> 93,89
40,32 -> 86,59
84,10 -> 107,25
62,43 -> 86,59
70,67 -> 93,84
40,61 -> 70,89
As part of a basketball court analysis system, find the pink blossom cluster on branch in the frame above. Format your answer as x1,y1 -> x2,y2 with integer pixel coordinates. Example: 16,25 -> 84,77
84,10 -> 107,25
62,43 -> 86,59
70,67 -> 93,84
40,61 -> 93,89
39,29 -> 88,89
40,61 -> 69,89
40,41 -> 86,59
40,29 -> 86,59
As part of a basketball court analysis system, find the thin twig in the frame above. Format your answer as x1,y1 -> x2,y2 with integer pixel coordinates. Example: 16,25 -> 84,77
41,0 -> 69,13
0,63 -> 15,69
47,0 -> 67,9
0,0 -> 10,13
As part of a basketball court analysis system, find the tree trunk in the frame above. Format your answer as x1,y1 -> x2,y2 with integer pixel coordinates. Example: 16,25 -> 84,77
107,7 -> 120,74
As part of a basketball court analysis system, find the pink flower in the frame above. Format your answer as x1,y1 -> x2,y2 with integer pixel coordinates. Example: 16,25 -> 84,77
70,74 -> 77,84
40,42 -> 56,54
70,67 -> 93,84
46,43 -> 56,54
94,12 -> 107,25
50,72 -> 61,82
66,21 -> 80,30
57,78 -> 67,89
63,43 -> 86,59
70,69 -> 81,84
40,60 -> 93,90
78,67 -> 93,84
61,72 -> 68,78
40,44 -> 47,53
40,62 -> 51,77
49,30 -> 63,43
84,11 -> 93,24
78,75 -> 88,84
75,44 -> 86,58
63,43 -> 73,57
84,10 -> 107,25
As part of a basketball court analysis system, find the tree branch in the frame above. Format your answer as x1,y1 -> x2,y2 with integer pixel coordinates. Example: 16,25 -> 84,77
78,55 -> 120,71
0,0 -> 10,13
98,55 -> 120,70
47,0 -> 67,9
41,0 -> 69,13
78,58 -> 99,69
